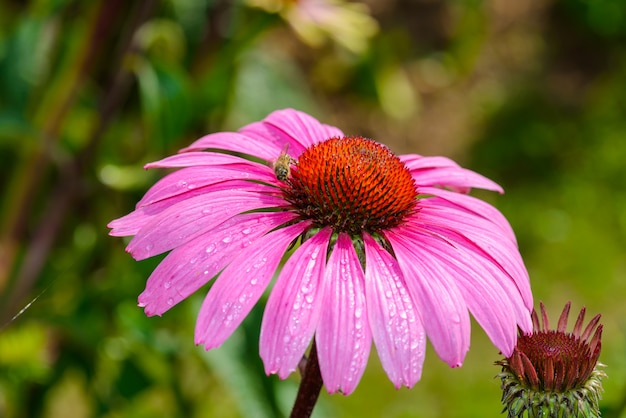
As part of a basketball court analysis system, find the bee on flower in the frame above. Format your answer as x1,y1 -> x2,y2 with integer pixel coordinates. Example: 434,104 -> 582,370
109,108 -> 533,394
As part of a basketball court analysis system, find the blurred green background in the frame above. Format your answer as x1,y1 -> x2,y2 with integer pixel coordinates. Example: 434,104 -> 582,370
1,0 -> 625,417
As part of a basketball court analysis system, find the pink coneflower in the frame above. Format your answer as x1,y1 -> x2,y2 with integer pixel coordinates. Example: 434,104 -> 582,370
108,109 -> 533,395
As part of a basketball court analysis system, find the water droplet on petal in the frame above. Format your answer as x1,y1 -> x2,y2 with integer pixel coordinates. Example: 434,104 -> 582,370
222,236 -> 233,243
167,298 -> 174,306
205,244 -> 216,254
250,278 -> 258,285
242,228 -> 252,235
164,281 -> 172,289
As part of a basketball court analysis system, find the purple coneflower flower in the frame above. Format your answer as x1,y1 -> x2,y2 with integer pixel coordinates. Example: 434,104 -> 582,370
109,109 -> 533,394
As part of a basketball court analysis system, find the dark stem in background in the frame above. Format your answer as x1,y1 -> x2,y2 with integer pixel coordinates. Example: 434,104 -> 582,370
0,0 -> 157,324
290,338 -> 323,418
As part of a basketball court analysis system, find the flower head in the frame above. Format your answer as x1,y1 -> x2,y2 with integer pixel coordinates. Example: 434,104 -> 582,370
109,109 -> 533,394
497,302 -> 605,417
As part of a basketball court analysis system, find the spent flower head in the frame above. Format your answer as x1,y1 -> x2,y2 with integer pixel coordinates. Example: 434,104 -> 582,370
497,301 -> 605,418
109,109 -> 533,394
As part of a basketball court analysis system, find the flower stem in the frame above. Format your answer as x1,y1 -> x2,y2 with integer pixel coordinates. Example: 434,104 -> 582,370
290,338 -> 323,418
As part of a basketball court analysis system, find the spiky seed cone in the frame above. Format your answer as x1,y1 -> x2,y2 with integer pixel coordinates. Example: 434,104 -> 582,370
496,302 -> 606,418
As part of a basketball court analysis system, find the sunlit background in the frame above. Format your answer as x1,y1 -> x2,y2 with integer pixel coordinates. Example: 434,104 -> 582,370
1,0 -> 625,417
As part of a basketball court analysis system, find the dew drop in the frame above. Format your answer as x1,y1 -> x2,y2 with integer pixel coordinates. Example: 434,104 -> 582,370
354,307 -> 363,318
205,244 -> 216,254
167,297 -> 174,306
163,281 -> 172,289
145,243 -> 154,251
253,258 -> 267,268
250,278 -> 258,285
305,294 -> 314,304
242,227 -> 252,235
222,236 -> 233,243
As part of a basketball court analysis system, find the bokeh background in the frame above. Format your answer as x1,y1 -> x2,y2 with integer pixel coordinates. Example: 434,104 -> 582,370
1,0 -> 625,417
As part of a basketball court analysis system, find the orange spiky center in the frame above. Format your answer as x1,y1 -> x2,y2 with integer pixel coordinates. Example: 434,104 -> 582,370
282,137 -> 418,235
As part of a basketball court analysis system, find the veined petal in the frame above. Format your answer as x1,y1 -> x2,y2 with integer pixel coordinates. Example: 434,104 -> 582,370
400,154 -> 452,169
127,189 -> 286,260
316,233 -> 371,395
407,157 -> 503,193
136,166 -> 276,208
239,120 -> 307,158
363,233 -> 425,388
386,228 -> 470,367
108,180 -> 264,237
411,205 -> 533,313
420,186 -> 517,243
144,151 -> 269,169
261,109 -> 344,152
195,221 -> 310,349
138,212 -> 297,316
260,227 -> 332,379
398,226 -> 520,356
179,132 -> 282,161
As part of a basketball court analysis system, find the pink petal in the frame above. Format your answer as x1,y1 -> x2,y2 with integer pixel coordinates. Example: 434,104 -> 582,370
397,226 -> 521,356
108,180 -> 264,237
126,189 -> 286,260
411,205 -> 533,314
138,212 -> 297,316
260,227 -> 332,379
385,228 -> 470,367
144,151 -> 269,169
195,221 -> 310,349
404,155 -> 503,193
179,132 -> 282,161
136,166 -> 276,208
316,233 -> 371,395
362,233 -> 425,388
420,186 -> 517,243
239,120 -> 307,158
261,109 -> 344,152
